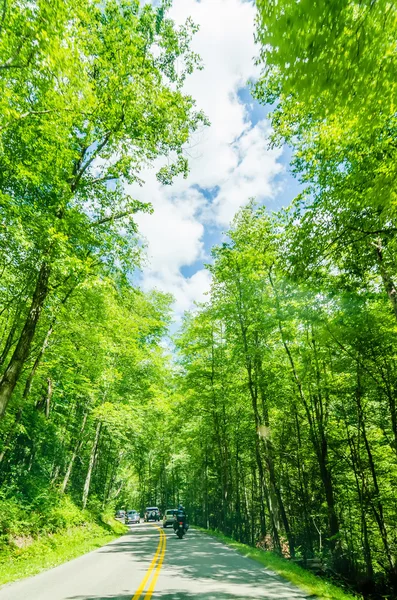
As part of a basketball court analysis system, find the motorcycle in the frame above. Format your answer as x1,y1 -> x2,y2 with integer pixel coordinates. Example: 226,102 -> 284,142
174,519 -> 188,538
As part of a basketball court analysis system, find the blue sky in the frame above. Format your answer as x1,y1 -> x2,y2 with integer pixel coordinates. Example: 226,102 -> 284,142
129,0 -> 302,319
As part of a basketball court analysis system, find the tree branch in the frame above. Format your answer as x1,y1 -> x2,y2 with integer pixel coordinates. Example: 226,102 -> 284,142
71,132 -> 112,192
91,208 -> 139,227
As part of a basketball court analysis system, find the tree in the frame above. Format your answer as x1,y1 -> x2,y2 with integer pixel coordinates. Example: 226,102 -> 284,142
254,0 -> 397,320
172,202 -> 397,595
0,0 -> 207,417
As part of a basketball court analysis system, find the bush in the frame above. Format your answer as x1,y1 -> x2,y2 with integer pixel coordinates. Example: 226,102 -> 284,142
0,497 -> 25,547
0,492 -> 90,546
39,496 -> 88,533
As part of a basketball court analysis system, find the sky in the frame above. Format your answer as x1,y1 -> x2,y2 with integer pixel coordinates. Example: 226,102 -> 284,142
128,0 -> 301,322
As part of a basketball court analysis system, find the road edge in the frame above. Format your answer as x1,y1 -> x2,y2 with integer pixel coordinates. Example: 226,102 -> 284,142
194,527 -> 360,600
0,521 -> 128,589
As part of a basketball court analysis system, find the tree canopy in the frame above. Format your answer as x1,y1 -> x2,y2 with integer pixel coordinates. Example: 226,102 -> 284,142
1,1 -> 397,598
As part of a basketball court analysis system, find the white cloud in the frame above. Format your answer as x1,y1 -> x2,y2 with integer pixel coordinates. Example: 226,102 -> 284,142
138,187 -> 206,273
141,267 -> 212,317
168,0 -> 258,189
213,121 -> 284,226
131,0 -> 283,316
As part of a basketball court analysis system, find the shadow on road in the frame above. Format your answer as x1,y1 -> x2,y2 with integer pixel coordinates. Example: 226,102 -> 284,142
67,527 -> 306,600
66,597 -> 131,600
165,529 -> 305,599
68,596 -> 301,600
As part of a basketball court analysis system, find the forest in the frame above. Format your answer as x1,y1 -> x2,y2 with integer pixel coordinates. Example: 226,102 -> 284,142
0,1 -> 396,599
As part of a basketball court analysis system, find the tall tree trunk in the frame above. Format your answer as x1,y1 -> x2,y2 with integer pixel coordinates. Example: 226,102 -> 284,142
258,375 -> 295,557
0,261 -> 50,418
204,442 -> 209,529
355,371 -> 394,572
294,407 -> 313,555
103,456 -> 120,508
234,432 -> 242,541
255,435 -> 281,550
233,291 -> 282,550
277,321 -> 339,545
0,407 -> 22,466
251,467 -> 256,546
82,421 -> 101,509
317,434 -> 339,543
233,269 -> 292,554
345,420 -> 374,580
375,241 -> 397,321
61,413 -> 88,494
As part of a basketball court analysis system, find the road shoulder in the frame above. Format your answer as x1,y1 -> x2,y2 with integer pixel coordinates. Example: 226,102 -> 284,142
0,520 -> 127,588
195,527 -> 359,600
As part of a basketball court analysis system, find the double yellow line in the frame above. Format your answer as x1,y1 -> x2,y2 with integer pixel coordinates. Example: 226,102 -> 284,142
132,526 -> 166,600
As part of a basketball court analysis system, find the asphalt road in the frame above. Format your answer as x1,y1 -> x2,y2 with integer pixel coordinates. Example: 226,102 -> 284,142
0,524 -> 308,600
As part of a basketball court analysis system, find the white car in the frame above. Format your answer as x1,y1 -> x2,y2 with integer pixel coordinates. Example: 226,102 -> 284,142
163,509 -> 177,527
126,510 -> 140,524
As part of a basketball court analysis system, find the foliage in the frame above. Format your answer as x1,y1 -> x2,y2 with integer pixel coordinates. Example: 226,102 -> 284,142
171,203 -> 397,598
0,0 -> 199,578
2,1 -> 397,599
0,0 -> 207,417
223,5 -> 397,596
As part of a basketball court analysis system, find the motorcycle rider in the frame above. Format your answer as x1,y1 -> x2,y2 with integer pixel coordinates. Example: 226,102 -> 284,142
173,504 -> 188,532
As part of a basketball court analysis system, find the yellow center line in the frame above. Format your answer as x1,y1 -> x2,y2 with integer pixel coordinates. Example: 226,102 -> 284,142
131,526 -> 165,600
144,525 -> 167,600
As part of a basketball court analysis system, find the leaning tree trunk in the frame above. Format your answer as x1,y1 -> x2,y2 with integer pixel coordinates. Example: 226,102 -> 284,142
45,378 -> 52,419
0,261 -> 50,418
23,283 -> 77,401
82,421 -> 101,509
23,324 -> 54,399
0,306 -> 21,369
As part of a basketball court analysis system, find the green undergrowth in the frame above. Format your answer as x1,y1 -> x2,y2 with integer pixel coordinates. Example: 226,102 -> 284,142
196,527 -> 360,600
0,495 -> 127,587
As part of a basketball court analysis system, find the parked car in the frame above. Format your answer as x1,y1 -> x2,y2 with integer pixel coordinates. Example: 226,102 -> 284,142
144,507 -> 161,522
163,509 -> 177,528
126,510 -> 140,524
115,510 -> 126,521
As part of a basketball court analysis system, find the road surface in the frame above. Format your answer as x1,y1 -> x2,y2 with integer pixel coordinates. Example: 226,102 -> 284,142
0,524 -> 307,600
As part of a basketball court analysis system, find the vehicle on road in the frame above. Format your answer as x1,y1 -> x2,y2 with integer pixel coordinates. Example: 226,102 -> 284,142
174,519 -> 186,538
115,510 -> 126,521
163,509 -> 177,528
144,506 -> 161,522
126,510 -> 140,524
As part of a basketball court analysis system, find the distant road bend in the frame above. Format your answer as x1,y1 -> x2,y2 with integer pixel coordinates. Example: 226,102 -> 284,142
0,524 -> 307,600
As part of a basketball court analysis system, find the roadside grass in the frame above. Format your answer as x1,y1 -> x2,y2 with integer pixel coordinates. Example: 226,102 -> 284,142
0,519 -> 127,587
196,527 -> 360,600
